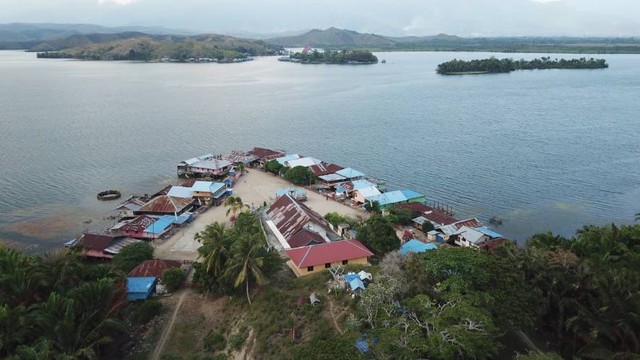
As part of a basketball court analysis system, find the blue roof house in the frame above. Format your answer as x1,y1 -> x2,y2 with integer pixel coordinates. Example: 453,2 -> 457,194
367,190 -> 408,209
399,239 -> 437,255
400,189 -> 426,204
336,168 -> 365,180
127,277 -> 157,301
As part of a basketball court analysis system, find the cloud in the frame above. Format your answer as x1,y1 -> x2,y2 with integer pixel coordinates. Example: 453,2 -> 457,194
98,0 -> 138,5
530,0 -> 562,3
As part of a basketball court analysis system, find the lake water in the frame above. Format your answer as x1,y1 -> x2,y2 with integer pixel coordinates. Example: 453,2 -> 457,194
1,50 -> 639,251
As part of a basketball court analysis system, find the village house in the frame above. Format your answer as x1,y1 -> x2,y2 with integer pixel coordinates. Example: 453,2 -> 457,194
248,147 -> 285,165
187,159 -> 233,178
266,194 -> 341,249
191,181 -> 227,205
135,195 -> 194,216
177,154 -> 214,177
275,154 -> 301,166
285,157 -> 322,168
285,239 -> 374,277
114,197 -> 147,220
309,163 -> 343,177
336,167 -> 366,180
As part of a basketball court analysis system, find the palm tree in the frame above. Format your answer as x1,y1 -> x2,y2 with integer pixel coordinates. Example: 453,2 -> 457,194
224,234 -> 267,305
635,212 -> 640,222
195,222 -> 231,276
224,196 -> 246,221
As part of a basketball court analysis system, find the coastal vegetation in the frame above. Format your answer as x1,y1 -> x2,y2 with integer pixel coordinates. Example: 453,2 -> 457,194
193,211 -> 282,303
283,165 -> 317,185
289,49 -> 378,64
436,57 -> 608,75
35,34 -> 282,61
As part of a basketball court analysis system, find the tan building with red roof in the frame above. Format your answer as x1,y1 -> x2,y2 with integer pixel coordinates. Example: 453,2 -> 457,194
285,239 -> 373,277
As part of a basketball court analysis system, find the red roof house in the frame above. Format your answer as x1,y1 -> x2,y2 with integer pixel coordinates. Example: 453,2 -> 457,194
309,163 -> 344,177
285,239 -> 373,277
76,233 -> 119,259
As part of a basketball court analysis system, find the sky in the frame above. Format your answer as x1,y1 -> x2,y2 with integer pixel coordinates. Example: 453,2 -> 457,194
1,0 -> 639,37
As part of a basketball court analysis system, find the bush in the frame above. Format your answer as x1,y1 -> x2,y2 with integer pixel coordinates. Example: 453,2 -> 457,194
284,166 -> 315,185
129,299 -> 163,324
162,268 -> 185,292
203,330 -> 226,352
112,242 -> 154,273
422,221 -> 435,233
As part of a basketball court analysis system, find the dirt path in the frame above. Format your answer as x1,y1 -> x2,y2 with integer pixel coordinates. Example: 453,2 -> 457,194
152,289 -> 189,360
328,298 -> 344,334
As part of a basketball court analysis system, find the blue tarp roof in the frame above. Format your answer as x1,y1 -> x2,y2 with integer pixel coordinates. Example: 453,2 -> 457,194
355,335 -> 378,354
400,189 -> 424,200
127,277 -> 156,293
349,278 -> 366,291
400,239 -> 437,255
369,190 -> 407,206
336,167 -> 365,179
474,226 -> 504,239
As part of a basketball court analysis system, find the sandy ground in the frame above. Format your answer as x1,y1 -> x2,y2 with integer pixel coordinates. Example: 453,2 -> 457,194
154,170 -> 365,261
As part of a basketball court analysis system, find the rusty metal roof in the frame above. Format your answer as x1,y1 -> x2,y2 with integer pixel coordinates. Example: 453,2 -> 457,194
249,147 -> 284,161
137,195 -> 193,214
78,233 -> 118,252
267,194 -> 334,245
309,163 -> 343,177
128,259 -> 182,278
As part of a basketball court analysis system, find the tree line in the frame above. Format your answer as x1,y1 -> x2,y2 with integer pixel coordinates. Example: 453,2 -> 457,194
436,56 -> 608,74
291,49 -> 378,64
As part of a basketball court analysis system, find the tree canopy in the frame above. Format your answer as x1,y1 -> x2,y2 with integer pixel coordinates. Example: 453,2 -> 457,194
437,56 -> 608,75
112,241 -> 154,273
283,166 -> 316,185
357,214 -> 400,255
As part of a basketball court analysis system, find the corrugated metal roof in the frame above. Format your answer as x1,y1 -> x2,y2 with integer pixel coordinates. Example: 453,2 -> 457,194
399,239 -> 437,255
191,159 -> 232,170
454,226 -> 487,244
138,195 -> 193,214
144,216 -> 174,235
319,174 -> 346,182
129,259 -> 182,278
104,237 -> 141,255
474,226 -> 504,239
351,179 -> 375,190
309,163 -> 343,177
127,277 -> 157,293
286,157 -> 322,168
78,233 -> 118,251
191,181 -> 225,193
275,188 -> 307,197
358,186 -> 382,199
422,209 -> 458,226
114,197 -> 146,212
249,147 -> 284,161
167,186 -> 194,198
275,154 -> 300,165
400,189 -> 424,200
368,190 -> 407,206
286,239 -> 373,268
267,194 -> 334,247
336,168 -> 365,179
181,154 -> 214,166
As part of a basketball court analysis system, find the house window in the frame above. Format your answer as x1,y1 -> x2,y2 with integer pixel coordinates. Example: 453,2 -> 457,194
342,260 -> 348,265
307,266 -> 314,272
325,263 -> 331,269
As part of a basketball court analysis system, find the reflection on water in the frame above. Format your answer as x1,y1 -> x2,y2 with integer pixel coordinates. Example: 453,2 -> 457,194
1,50 -> 639,249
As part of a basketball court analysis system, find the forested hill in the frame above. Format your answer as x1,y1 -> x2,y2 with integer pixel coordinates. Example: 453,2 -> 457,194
35,34 -> 283,61
267,27 -> 640,54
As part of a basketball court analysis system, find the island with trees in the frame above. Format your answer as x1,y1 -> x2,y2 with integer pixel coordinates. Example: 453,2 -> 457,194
281,49 -> 378,64
436,56 -> 608,75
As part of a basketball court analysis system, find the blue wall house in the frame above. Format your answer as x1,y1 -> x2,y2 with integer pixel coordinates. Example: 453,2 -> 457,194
126,277 -> 157,301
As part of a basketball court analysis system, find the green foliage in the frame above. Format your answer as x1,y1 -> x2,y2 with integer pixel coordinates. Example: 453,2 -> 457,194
128,299 -> 163,324
112,241 -> 154,273
324,212 -> 360,228
195,213 -> 282,303
364,200 -> 381,214
293,334 -> 365,359
357,214 -> 400,255
422,221 -> 435,233
515,352 -> 564,360
0,246 -> 126,359
203,330 -> 226,352
386,208 -> 413,226
263,159 -> 283,175
291,49 -> 377,64
283,166 -> 316,185
437,56 -> 608,74
161,268 -> 185,292
224,196 -> 246,219
524,223 -> 640,358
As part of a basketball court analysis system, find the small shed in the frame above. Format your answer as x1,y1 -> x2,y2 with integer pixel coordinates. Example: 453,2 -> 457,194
126,277 -> 157,301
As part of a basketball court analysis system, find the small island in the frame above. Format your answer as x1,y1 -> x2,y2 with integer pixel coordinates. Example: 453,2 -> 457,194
279,48 -> 378,64
436,56 -> 608,75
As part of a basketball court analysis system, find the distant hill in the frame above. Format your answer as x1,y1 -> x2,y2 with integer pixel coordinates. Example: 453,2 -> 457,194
267,27 -> 399,48
0,23 -> 192,49
36,33 -> 283,61
267,27 -> 640,54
